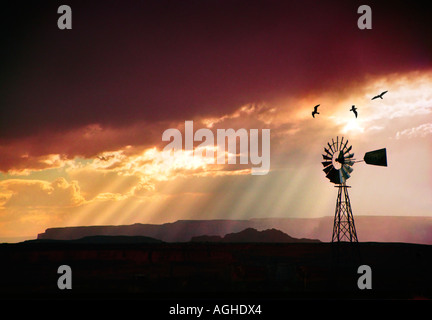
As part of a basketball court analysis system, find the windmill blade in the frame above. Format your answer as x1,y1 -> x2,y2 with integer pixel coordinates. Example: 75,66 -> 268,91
341,166 -> 351,180
364,148 -> 387,166
327,142 -> 334,153
344,160 -> 354,166
324,147 -> 332,157
326,167 -> 341,184
322,161 -> 332,168
336,136 -> 339,151
341,139 -> 349,152
345,153 -> 354,159
339,171 -> 345,184
339,137 -> 344,151
342,164 -> 353,173
323,165 -> 333,175
343,145 -> 352,154
322,154 -> 332,161
325,166 -> 336,180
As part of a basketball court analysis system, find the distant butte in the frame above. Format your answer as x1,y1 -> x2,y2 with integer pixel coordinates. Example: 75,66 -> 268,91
191,228 -> 320,243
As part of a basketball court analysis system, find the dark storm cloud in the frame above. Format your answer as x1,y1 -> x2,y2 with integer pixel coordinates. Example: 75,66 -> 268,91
1,0 -> 431,140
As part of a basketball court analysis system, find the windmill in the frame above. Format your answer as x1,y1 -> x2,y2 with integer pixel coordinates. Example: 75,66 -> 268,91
321,136 -> 387,242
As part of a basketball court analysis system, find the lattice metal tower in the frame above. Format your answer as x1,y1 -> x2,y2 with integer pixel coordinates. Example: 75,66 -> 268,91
332,185 -> 358,242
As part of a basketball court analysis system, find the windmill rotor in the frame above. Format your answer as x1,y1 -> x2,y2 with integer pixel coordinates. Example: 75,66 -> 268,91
322,136 -> 387,185
321,136 -> 355,185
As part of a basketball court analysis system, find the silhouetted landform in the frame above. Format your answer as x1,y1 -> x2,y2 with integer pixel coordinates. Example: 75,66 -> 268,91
26,235 -> 164,244
1,240 -> 431,299
191,228 -> 320,243
191,234 -> 224,242
37,216 -> 432,245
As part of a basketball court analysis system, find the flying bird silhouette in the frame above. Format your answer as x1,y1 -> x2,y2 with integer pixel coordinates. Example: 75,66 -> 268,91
97,155 -> 109,161
372,91 -> 388,100
312,104 -> 320,118
350,105 -> 358,118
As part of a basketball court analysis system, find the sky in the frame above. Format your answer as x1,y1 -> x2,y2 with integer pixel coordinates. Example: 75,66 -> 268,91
0,0 -> 431,240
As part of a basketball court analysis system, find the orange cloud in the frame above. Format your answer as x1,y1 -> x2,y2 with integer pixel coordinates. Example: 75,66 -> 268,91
1,178 -> 85,208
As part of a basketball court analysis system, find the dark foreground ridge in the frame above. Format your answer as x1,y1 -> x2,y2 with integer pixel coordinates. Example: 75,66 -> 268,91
0,240 -> 431,300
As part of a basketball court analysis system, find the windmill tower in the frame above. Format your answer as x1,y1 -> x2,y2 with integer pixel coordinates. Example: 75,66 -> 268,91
321,137 -> 387,242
